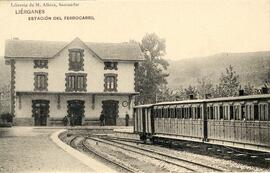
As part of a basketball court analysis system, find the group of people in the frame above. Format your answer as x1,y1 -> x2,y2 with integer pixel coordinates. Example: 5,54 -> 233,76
63,114 -> 75,126
63,111 -> 130,126
99,111 -> 130,126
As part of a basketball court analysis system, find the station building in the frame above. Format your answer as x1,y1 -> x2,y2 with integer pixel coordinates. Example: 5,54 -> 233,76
4,38 -> 143,126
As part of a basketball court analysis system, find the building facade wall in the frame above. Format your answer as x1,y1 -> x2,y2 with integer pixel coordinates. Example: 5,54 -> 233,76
14,40 -> 136,93
9,38 -> 139,126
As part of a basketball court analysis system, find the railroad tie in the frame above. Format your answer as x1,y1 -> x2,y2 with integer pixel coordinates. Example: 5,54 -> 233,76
250,156 -> 258,159
234,154 -> 246,157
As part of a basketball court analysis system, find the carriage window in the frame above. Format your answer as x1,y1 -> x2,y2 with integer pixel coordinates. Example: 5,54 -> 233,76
254,104 -> 259,121
235,106 -> 240,120
229,105 -> 234,120
219,106 -> 223,120
189,107 -> 192,119
208,106 -> 214,119
163,108 -> 166,118
176,108 -> 179,118
259,104 -> 268,121
197,107 -> 201,119
223,106 -> 227,120
193,107 -> 197,119
241,105 -> 246,120
214,106 -> 219,119
157,108 -> 160,118
248,105 -> 252,120
175,108 -> 178,118
171,107 -> 175,118
153,109 -> 157,118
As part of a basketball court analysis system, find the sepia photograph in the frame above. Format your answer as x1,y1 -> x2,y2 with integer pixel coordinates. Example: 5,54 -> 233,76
0,0 -> 270,172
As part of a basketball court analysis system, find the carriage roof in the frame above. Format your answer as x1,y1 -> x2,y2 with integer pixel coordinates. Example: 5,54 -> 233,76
134,94 -> 270,108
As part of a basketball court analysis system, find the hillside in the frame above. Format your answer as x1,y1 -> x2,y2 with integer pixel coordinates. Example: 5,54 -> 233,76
167,51 -> 270,89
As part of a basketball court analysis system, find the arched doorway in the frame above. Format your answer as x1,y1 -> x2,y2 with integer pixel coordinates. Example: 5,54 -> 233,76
67,100 -> 85,126
32,100 -> 49,126
102,100 -> 119,125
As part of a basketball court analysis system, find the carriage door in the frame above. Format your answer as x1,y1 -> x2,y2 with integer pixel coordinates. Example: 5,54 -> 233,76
102,100 -> 119,125
67,100 -> 85,126
32,100 -> 49,126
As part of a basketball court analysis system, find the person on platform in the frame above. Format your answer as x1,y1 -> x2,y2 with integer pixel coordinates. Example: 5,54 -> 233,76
100,111 -> 105,126
125,112 -> 129,126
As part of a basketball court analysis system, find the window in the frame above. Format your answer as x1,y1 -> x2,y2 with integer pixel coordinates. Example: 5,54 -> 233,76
254,104 -> 259,121
68,49 -> 84,71
104,62 -> 118,70
259,104 -> 268,121
225,106 -> 229,120
219,106 -> 224,120
65,73 -> 87,92
241,105 -> 245,120
104,74 -> 117,92
208,106 -> 214,119
235,106 -> 240,120
229,105 -> 234,120
197,107 -> 201,119
34,60 -> 48,69
34,72 -> 48,91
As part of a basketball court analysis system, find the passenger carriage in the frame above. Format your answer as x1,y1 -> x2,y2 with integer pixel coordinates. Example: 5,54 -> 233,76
133,104 -> 154,140
152,100 -> 205,142
205,94 -> 270,152
133,94 -> 270,153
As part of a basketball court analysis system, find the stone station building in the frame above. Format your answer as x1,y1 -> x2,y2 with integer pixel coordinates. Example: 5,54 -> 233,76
4,37 -> 143,126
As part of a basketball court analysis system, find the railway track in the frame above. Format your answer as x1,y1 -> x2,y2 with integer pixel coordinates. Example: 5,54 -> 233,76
68,135 -> 137,173
88,136 -> 224,172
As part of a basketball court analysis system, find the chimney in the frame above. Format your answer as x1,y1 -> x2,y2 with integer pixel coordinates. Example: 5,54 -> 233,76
261,87 -> 268,94
239,89 -> 245,96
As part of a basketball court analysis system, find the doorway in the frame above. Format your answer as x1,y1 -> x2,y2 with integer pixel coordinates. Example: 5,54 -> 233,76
67,100 -> 85,126
32,100 -> 49,126
102,100 -> 119,125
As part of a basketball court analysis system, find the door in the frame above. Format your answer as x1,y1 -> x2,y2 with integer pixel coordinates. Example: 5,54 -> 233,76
102,100 -> 119,125
67,100 -> 85,126
32,100 -> 49,126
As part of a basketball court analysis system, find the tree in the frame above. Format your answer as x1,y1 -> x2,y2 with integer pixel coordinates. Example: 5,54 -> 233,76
218,65 -> 240,97
197,77 -> 214,99
184,85 -> 198,99
135,33 -> 169,104
244,83 -> 256,95
261,71 -> 270,89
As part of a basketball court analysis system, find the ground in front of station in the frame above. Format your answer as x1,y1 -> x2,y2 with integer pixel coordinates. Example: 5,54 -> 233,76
0,127 -> 99,172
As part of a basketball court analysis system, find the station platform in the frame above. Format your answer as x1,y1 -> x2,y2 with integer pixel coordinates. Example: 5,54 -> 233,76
0,127 -> 117,172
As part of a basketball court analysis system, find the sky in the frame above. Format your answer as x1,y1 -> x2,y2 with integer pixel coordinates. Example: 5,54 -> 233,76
0,0 -> 270,60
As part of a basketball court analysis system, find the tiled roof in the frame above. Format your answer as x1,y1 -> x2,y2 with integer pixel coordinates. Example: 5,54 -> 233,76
5,38 -> 144,61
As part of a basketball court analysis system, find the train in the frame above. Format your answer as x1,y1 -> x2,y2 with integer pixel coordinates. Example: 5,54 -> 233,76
133,94 -> 270,153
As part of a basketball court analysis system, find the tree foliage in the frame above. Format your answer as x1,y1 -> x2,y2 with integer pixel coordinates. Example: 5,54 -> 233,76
135,33 -> 169,104
216,65 -> 240,97
184,85 -> 198,99
197,77 -> 214,99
